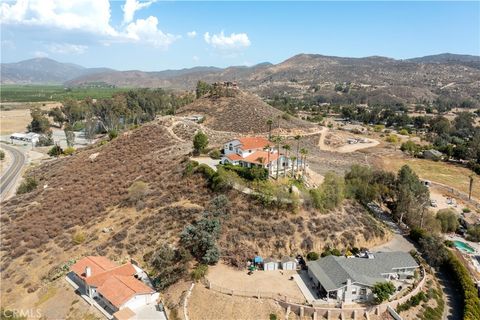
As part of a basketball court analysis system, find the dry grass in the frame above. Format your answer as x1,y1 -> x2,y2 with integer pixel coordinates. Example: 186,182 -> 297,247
0,103 -> 58,134
177,90 -> 315,134
380,155 -> 479,200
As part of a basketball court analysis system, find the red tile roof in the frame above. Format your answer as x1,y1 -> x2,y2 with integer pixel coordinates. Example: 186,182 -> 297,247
244,150 -> 280,164
98,275 -> 154,308
70,256 -> 155,308
237,137 -> 271,150
226,153 -> 243,161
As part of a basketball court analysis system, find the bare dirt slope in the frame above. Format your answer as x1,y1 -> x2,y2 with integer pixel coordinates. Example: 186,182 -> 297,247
177,90 -> 316,134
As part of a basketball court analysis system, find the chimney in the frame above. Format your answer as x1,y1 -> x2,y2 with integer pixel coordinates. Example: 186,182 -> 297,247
85,266 -> 92,277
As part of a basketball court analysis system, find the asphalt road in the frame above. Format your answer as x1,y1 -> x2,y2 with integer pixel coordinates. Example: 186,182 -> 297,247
0,143 -> 26,201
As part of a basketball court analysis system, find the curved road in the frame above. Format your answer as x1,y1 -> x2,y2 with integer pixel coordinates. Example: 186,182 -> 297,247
0,143 -> 26,201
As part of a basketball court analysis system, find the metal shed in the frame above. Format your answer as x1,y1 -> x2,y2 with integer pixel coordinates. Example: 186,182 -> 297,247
263,258 -> 278,271
281,256 -> 297,270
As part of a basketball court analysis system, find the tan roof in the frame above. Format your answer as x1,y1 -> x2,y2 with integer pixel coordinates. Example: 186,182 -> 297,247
113,307 -> 136,320
237,137 -> 270,150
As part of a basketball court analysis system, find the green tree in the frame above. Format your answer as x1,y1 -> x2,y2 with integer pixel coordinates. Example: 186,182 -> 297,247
282,144 -> 291,177
436,209 -> 459,233
395,165 -> 429,225
310,172 -> 345,212
0,150 -> 4,161
193,131 -> 208,155
27,107 -> 50,133
372,282 -> 396,303
195,81 -> 212,98
48,107 -> 66,126
64,125 -> 75,147
180,215 -> 221,265
48,145 -> 63,157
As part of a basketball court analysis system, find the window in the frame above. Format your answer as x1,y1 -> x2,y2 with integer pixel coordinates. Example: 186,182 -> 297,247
360,288 -> 367,296
229,144 -> 233,151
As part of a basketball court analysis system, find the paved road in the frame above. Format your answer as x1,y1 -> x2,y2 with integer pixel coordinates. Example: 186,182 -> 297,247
0,143 -> 26,201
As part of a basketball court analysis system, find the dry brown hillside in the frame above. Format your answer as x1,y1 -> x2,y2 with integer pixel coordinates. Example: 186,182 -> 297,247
177,89 -> 317,134
0,119 -> 388,317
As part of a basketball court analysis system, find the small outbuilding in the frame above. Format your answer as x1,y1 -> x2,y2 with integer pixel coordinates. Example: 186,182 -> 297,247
280,256 -> 297,270
263,258 -> 278,271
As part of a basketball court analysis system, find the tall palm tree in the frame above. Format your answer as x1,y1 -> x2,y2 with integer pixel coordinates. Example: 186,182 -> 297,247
294,135 -> 301,177
264,144 -> 272,176
272,136 -> 282,179
266,119 -> 273,141
300,148 -> 308,178
282,144 -> 291,177
290,156 -> 297,179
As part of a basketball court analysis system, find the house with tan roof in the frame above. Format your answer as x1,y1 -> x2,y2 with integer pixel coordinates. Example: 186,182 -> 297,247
221,137 -> 289,174
69,256 -> 161,320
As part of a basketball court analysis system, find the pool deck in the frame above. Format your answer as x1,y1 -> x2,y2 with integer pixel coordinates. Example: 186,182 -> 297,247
445,235 -> 479,253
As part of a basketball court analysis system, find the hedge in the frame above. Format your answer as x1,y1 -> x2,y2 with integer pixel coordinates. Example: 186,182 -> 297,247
444,251 -> 480,320
222,164 -> 268,181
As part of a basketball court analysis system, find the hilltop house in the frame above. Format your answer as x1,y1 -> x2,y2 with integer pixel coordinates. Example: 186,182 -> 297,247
69,256 -> 160,319
306,252 -> 419,303
221,137 -> 288,174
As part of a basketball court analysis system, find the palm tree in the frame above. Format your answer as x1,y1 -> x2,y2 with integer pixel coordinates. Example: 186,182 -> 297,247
272,136 -> 282,179
264,144 -> 272,176
300,148 -> 308,178
290,156 -> 297,179
282,144 -> 291,177
294,135 -> 301,177
266,119 -> 273,141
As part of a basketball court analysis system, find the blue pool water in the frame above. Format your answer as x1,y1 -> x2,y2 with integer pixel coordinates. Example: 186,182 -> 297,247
454,240 -> 475,254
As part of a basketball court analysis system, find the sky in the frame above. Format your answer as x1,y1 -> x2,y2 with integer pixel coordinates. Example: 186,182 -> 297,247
1,1 -> 479,71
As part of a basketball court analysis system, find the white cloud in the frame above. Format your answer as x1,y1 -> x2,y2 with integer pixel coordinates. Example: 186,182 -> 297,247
0,0 -> 117,36
48,43 -> 88,54
204,31 -> 250,50
125,16 -> 178,48
33,50 -> 48,58
1,0 -> 179,49
193,55 -> 199,61
187,31 -> 197,38
122,0 -> 156,24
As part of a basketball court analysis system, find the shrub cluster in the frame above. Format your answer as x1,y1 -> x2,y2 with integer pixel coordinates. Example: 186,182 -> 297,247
396,291 -> 427,312
16,177 -> 38,195
222,164 -> 268,181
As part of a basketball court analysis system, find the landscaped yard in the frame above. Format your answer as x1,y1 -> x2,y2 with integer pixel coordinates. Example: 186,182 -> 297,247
380,156 -> 479,200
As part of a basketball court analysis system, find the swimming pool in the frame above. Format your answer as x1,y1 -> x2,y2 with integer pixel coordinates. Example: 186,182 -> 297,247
454,240 -> 475,254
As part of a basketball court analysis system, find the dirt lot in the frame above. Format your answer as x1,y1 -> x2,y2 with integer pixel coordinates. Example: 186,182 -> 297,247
188,284 -> 285,320
207,263 -> 304,301
0,102 -> 58,135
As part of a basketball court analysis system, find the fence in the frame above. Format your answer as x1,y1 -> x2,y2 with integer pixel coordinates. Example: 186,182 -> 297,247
205,280 -> 305,304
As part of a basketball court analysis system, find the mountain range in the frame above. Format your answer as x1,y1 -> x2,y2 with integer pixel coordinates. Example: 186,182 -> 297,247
1,53 -> 480,104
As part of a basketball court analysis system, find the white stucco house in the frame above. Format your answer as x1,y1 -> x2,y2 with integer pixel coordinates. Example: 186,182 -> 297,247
69,256 -> 160,319
306,252 -> 419,303
221,137 -> 292,175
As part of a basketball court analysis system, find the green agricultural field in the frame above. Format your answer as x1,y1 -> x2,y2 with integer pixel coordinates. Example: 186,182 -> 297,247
0,84 -> 126,103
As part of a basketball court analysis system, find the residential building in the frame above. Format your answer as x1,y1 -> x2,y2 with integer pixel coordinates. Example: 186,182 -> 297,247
69,256 -> 160,319
306,252 -> 419,303
221,137 -> 289,174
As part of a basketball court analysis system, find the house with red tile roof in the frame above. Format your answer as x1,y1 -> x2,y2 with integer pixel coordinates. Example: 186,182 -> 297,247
221,137 -> 288,174
69,256 -> 160,319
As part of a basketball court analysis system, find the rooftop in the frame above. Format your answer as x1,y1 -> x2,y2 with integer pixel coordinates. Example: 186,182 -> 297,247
307,252 -> 418,291
237,137 -> 271,150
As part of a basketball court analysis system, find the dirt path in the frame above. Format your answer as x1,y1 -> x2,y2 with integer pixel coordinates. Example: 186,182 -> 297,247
317,127 -> 380,153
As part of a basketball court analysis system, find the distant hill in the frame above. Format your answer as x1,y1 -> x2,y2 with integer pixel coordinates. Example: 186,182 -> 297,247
0,58 -> 114,84
2,54 -> 480,104
407,53 -> 480,64
177,87 -> 316,134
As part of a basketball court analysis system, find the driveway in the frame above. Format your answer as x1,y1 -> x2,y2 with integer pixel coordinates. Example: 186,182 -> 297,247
191,156 -> 220,171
